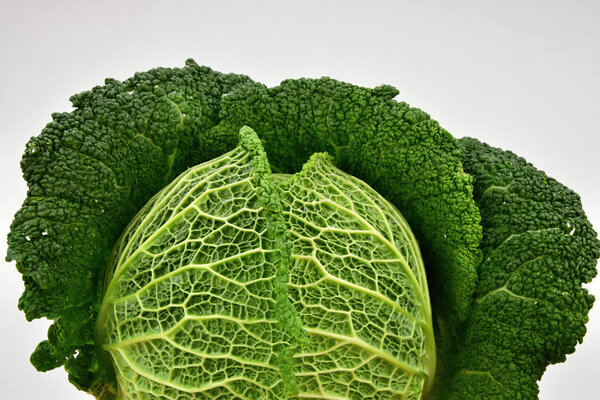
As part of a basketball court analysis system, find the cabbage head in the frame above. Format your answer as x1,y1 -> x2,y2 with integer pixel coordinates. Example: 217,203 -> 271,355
95,127 -> 435,399
9,61 -> 598,400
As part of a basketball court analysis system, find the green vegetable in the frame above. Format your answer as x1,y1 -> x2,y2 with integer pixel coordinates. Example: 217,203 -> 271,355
7,60 -> 599,399
434,138 -> 599,398
97,127 -> 433,399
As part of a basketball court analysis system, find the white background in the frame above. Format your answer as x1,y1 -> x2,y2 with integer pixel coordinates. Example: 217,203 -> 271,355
1,1 -> 599,398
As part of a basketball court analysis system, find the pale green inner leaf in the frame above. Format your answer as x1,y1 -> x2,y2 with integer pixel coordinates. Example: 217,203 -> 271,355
97,130 -> 435,400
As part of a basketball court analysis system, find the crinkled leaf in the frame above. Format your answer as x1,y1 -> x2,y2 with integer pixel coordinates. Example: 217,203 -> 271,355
432,138 -> 600,399
278,153 -> 435,398
6,60 -> 253,391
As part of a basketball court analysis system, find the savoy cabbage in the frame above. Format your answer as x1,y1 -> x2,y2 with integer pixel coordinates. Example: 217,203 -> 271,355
7,60 -> 599,399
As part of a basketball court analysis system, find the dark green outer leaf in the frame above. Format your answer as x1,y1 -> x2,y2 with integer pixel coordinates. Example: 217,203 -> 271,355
11,62 -> 596,399
432,138 -> 600,399
6,60 -> 253,391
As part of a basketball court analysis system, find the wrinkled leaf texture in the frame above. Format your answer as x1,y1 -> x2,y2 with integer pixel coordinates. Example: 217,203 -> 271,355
7,60 -> 598,399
